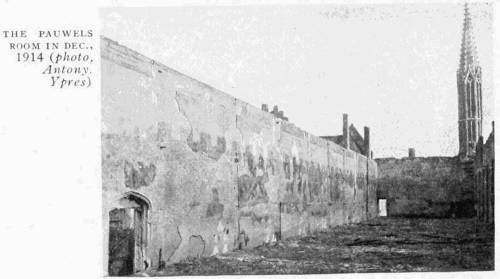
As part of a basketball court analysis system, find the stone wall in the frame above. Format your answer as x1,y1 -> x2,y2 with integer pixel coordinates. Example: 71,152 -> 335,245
101,37 -> 378,275
474,125 -> 494,223
375,156 -> 474,218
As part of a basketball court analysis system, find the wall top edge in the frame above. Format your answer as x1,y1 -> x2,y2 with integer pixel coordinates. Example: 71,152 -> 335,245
375,156 -> 458,161
100,36 -> 374,162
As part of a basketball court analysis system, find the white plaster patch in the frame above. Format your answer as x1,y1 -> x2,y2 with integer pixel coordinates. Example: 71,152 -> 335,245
222,233 -> 229,253
235,104 -> 243,116
204,92 -> 211,102
171,123 -> 182,141
192,129 -> 200,142
354,156 -> 358,188
138,76 -> 151,91
271,233 -> 277,243
322,218 -> 327,229
251,135 -> 261,156
217,221 -> 224,233
298,216 -> 305,236
264,220 -> 274,244
249,131 -> 270,159
272,121 -> 277,142
211,221 -> 228,256
209,131 -> 216,146
211,234 -> 219,256
151,90 -> 158,105
291,142 -> 300,159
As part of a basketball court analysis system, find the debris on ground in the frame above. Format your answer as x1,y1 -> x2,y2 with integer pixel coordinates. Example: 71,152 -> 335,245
147,218 -> 494,276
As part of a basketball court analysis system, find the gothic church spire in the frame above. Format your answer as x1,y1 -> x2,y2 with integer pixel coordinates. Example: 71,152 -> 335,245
459,3 -> 479,70
457,2 -> 483,160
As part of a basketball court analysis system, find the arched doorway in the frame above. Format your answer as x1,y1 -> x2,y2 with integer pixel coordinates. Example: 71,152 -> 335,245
108,192 -> 151,276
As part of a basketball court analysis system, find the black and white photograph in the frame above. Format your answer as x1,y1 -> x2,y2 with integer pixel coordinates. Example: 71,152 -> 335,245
100,1 -> 494,276
0,0 -> 497,278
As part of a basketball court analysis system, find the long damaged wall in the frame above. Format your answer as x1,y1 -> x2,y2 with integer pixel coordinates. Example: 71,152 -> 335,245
101,37 -> 378,274
375,156 -> 474,218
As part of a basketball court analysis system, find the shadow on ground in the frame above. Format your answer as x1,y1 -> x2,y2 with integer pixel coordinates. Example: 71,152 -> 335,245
147,218 -> 494,276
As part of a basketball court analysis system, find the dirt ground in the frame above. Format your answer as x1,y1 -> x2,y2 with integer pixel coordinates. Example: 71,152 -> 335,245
148,218 -> 494,276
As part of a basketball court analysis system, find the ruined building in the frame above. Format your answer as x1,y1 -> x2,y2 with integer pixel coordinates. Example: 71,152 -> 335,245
375,152 -> 474,218
474,123 -> 494,223
375,4 -> 493,219
101,37 -> 378,276
321,113 -> 372,158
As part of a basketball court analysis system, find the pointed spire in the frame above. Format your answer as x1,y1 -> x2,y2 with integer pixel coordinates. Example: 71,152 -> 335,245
459,2 -> 479,70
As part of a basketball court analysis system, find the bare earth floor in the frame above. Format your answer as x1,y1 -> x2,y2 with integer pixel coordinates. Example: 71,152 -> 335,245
148,218 -> 494,276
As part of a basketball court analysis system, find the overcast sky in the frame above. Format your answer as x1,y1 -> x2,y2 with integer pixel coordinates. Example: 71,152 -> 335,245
101,2 -> 494,158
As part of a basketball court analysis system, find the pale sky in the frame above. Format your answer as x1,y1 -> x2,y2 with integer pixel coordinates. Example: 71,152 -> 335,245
101,2 -> 494,158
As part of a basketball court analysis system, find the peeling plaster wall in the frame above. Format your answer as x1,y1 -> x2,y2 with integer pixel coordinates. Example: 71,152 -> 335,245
101,37 -> 378,274
375,157 -> 474,218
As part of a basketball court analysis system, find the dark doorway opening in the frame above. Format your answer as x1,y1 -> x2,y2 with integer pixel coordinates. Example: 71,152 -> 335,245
108,193 -> 150,276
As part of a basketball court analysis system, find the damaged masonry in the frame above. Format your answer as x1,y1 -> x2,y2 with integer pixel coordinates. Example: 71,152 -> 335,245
102,36 -> 378,276
101,3 -> 493,277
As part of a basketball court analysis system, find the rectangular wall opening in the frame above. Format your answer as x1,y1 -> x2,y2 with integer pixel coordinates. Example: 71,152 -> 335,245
378,199 -> 387,217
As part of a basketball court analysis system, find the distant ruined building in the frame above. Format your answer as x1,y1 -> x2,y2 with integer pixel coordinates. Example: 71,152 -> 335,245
375,3 -> 493,221
320,113 -> 372,159
457,3 -> 483,161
